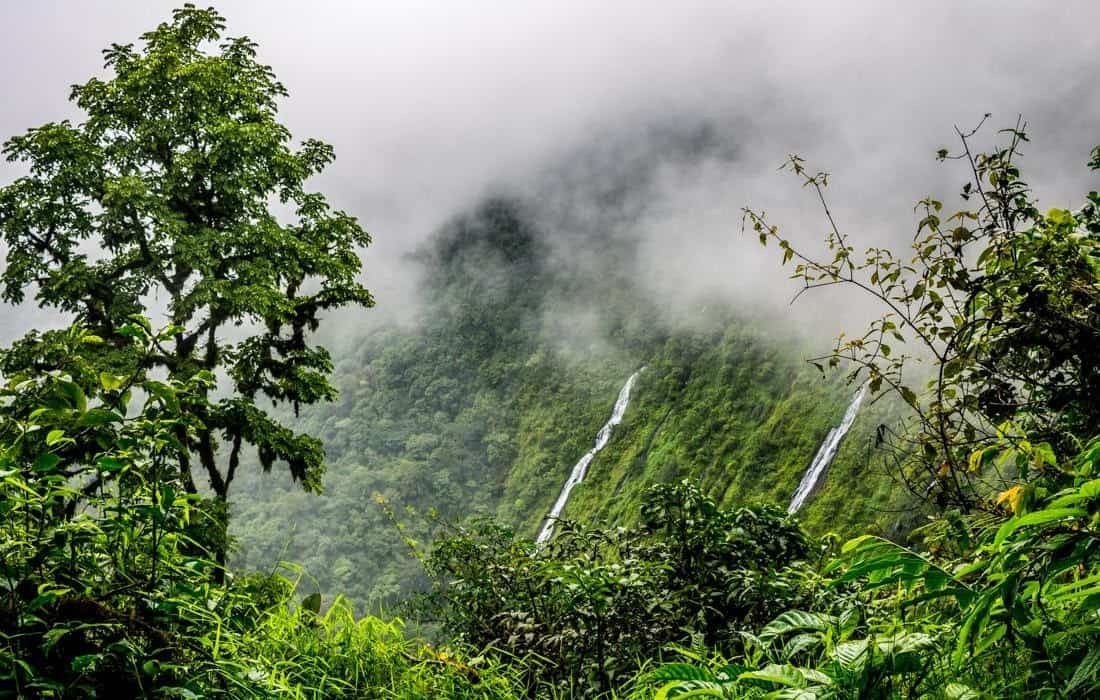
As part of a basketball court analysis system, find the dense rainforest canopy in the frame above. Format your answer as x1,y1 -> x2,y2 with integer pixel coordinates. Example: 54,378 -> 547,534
2,5 -> 1100,699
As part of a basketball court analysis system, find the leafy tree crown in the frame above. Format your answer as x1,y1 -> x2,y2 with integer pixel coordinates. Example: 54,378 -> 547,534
0,4 -> 373,502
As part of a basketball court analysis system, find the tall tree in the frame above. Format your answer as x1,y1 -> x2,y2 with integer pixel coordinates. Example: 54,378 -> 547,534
0,5 -> 372,560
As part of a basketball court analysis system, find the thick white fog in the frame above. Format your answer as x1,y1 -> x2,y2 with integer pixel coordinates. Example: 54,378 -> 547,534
2,1 -> 1098,342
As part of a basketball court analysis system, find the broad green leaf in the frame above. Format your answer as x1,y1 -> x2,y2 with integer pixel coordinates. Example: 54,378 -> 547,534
768,689 -> 821,700
32,453 -> 62,473
781,633 -> 823,661
1079,479 -> 1100,499
760,611 -> 836,642
993,507 -> 1086,548
833,639 -> 870,671
77,408 -> 123,427
739,664 -> 809,688
99,372 -> 126,392
944,683 -> 982,700
655,685 -> 726,700
650,664 -> 717,683
58,381 -> 87,412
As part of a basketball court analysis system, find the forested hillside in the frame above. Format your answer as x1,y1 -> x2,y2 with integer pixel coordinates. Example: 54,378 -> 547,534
229,194 -> 905,607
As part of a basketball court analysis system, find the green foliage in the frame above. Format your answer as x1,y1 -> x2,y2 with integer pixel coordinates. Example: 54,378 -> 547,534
220,588 -> 527,699
642,131 -> 1100,699
746,119 -> 1100,510
414,480 -> 816,696
0,318 -> 524,698
0,321 -> 215,695
644,437 -> 1100,698
0,5 -> 373,545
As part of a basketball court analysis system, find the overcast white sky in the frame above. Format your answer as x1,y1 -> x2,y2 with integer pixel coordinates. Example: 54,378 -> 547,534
1,1 -> 1098,340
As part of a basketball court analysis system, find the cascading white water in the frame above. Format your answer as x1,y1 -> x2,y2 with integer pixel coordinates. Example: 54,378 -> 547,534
535,369 -> 643,546
788,384 -> 867,514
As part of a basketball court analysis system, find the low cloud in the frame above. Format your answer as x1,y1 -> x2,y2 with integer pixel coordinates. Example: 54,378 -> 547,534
1,1 -> 1097,345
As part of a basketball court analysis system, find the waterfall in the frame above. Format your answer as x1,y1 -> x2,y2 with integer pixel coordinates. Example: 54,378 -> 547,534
535,369 -> 643,546
788,384 -> 867,514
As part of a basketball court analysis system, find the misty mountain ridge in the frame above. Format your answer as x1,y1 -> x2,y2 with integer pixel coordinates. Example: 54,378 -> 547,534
230,182 -> 903,607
